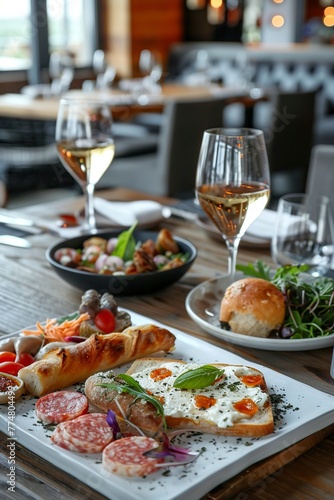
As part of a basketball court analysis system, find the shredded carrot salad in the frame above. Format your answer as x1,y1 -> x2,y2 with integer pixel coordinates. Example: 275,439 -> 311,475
22,312 -> 90,342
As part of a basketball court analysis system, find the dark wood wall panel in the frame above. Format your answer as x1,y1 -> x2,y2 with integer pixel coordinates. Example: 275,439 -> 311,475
101,0 -> 183,77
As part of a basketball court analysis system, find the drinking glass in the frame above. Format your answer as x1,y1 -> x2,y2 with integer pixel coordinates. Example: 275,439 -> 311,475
56,97 -> 115,233
271,193 -> 334,277
139,49 -> 162,85
196,128 -> 270,279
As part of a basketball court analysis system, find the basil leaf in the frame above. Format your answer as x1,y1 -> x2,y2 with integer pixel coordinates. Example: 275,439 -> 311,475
173,365 -> 225,389
111,222 -> 137,261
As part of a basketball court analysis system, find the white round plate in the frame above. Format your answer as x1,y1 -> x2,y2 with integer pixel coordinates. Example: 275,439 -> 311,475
185,273 -> 334,351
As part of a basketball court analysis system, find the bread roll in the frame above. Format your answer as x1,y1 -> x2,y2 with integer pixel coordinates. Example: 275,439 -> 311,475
19,324 -> 175,396
220,278 -> 285,337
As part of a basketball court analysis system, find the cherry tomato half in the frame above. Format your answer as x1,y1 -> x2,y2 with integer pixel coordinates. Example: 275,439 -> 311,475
0,362 -> 25,376
16,353 -> 35,367
94,309 -> 116,334
0,351 -> 16,363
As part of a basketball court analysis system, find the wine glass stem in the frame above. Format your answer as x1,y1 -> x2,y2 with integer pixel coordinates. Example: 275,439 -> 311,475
225,238 -> 241,280
85,183 -> 96,233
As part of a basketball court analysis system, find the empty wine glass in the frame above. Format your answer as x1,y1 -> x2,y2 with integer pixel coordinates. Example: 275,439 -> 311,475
139,49 -> 162,84
49,51 -> 74,96
56,97 -> 115,233
196,128 -> 270,279
271,193 -> 334,277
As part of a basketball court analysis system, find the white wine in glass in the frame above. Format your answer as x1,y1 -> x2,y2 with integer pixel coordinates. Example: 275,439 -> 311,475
56,97 -> 115,232
196,128 -> 270,279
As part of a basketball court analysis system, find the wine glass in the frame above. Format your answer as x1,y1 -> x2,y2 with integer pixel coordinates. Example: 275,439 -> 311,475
195,128 -> 270,279
271,193 -> 334,277
139,49 -> 163,85
56,97 -> 115,233
49,52 -> 74,96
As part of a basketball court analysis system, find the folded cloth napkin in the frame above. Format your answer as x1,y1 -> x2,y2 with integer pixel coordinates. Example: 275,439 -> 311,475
94,197 -> 163,227
245,209 -> 278,240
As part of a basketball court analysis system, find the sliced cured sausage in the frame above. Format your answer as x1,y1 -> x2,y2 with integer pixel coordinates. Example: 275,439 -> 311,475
102,436 -> 162,476
51,422 -> 81,452
35,391 -> 88,424
61,413 -> 114,453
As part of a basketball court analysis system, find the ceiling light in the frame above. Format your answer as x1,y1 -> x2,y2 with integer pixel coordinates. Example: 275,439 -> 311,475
271,15 -> 285,28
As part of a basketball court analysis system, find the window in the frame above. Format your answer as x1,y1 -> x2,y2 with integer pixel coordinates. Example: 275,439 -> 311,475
0,0 -> 31,70
47,0 -> 97,67
0,0 -> 99,76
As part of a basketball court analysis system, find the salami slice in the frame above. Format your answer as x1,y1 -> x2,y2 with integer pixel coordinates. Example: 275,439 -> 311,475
51,422 -> 89,453
61,413 -> 114,453
35,391 -> 89,424
102,436 -> 162,477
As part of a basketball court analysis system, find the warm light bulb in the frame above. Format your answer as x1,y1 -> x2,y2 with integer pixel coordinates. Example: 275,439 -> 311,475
211,0 -> 223,8
272,0 -> 284,3
324,6 -> 334,16
272,15 -> 285,28
323,15 -> 334,27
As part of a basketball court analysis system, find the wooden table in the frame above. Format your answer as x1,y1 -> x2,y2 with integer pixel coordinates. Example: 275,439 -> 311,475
0,188 -> 333,500
0,84 -> 261,122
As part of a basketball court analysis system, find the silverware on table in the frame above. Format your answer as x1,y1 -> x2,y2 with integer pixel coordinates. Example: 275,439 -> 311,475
0,234 -> 32,248
0,212 -> 36,227
0,210 -> 48,232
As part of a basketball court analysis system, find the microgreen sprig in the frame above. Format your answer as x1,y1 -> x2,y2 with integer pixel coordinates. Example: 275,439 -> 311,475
98,373 -> 167,428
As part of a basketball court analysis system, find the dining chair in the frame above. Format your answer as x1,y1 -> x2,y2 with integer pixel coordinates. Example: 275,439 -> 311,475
0,114 -> 159,207
96,96 -> 234,197
253,89 -> 317,206
305,144 -> 334,214
0,116 -> 76,196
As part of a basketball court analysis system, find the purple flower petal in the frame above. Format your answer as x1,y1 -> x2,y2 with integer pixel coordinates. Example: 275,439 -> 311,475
106,409 -> 121,440
143,432 -> 200,465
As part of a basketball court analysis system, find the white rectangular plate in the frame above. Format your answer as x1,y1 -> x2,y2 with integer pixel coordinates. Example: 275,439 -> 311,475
1,310 -> 334,500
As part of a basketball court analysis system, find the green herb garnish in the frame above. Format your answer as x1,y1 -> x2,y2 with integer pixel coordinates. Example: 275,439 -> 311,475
98,373 -> 166,428
236,260 -> 271,280
56,311 -> 80,325
173,365 -> 225,389
236,261 -> 334,339
111,222 -> 137,261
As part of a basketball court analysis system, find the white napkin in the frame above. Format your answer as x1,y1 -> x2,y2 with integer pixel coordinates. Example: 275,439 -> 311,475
94,197 -> 164,227
245,209 -> 278,240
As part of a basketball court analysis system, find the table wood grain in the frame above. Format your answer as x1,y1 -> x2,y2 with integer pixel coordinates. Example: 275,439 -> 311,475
0,188 -> 333,500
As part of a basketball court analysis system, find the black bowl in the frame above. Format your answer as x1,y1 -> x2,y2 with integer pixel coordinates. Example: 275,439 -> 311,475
46,229 -> 197,296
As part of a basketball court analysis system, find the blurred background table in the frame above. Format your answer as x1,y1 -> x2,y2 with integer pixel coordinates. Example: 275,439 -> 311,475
0,84 -> 253,120
0,187 -> 333,500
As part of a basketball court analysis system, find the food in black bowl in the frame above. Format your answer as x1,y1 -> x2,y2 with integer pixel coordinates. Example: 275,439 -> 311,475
46,227 -> 197,296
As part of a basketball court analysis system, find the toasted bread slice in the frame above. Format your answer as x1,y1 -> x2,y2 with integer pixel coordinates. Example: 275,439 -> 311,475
127,358 -> 274,437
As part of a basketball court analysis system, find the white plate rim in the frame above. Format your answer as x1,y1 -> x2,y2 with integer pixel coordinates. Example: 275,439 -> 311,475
185,275 -> 334,351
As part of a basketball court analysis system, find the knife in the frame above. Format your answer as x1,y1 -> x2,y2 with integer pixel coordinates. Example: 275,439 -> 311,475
0,235 -> 32,248
0,210 -> 51,234
0,212 -> 36,227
